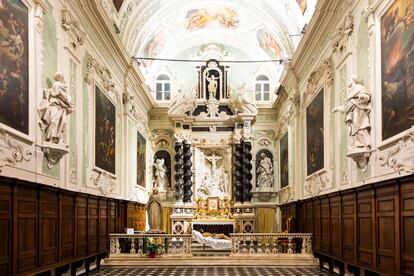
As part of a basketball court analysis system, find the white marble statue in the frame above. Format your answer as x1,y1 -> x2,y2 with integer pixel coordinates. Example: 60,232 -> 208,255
153,158 -> 169,191
256,152 -> 274,189
38,72 -> 74,144
333,79 -> 371,152
229,83 -> 258,115
206,74 -> 219,99
221,172 -> 229,195
145,189 -> 163,233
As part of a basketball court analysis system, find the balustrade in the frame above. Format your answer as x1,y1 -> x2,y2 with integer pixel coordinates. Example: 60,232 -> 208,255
230,233 -> 313,256
109,233 -> 192,257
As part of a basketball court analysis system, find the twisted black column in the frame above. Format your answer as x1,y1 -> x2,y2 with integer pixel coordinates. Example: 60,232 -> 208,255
174,141 -> 184,202
183,142 -> 193,203
242,141 -> 253,202
234,143 -> 243,203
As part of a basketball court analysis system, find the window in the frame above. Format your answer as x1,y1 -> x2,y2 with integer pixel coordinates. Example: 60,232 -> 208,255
155,74 -> 171,102
255,75 -> 270,102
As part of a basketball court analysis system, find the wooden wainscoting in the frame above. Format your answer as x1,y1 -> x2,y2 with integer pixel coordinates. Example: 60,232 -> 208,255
280,175 -> 414,275
0,175 -> 130,275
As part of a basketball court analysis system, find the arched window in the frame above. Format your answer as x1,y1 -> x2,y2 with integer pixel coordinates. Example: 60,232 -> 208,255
255,75 -> 270,102
155,74 -> 171,101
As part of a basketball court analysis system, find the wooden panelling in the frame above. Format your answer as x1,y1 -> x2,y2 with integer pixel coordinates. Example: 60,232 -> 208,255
61,192 -> 75,261
99,198 -> 108,251
329,194 -> 341,258
0,176 -> 129,275
76,195 -> 88,258
15,183 -> 38,273
401,177 -> 414,275
321,197 -> 330,254
281,175 -> 414,275
39,189 -> 59,266
0,180 -> 12,275
341,192 -> 356,262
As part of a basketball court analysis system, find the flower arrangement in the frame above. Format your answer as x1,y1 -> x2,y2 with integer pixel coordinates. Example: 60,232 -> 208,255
144,237 -> 165,258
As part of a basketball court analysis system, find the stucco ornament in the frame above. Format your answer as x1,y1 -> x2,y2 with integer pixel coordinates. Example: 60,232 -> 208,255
229,83 -> 258,115
333,79 -> 371,171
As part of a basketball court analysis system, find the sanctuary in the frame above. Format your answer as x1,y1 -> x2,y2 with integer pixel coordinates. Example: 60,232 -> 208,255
0,0 -> 413,275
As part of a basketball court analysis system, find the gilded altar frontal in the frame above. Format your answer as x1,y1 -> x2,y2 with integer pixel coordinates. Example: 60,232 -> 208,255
0,0 -> 413,275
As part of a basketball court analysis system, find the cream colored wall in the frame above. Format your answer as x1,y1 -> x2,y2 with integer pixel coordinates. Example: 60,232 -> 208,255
0,0 -> 154,204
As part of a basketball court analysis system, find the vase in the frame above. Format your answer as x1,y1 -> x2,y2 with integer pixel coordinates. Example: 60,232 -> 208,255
148,251 -> 156,258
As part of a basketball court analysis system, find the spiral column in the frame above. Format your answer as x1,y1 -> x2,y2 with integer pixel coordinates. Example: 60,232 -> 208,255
233,143 -> 243,203
174,141 -> 184,202
242,141 -> 253,202
183,141 -> 193,203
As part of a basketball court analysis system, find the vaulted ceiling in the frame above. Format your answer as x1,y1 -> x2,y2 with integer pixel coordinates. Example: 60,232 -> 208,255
106,0 -> 316,90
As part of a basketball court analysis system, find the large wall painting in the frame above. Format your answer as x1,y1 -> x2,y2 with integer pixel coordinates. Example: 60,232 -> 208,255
95,85 -> 116,174
137,131 -> 146,188
280,132 -> 289,189
141,32 -> 166,68
0,0 -> 29,134
257,28 -> 282,60
381,0 -> 414,140
184,7 -> 239,30
306,90 -> 324,176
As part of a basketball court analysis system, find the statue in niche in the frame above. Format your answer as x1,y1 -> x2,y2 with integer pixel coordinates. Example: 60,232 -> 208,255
153,158 -> 169,191
206,74 -> 219,99
145,189 -> 163,233
38,72 -> 74,144
256,152 -> 274,189
333,79 -> 372,170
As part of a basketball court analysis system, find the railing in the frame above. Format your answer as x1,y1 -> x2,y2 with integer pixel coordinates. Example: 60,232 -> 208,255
109,234 -> 192,257
230,233 -> 313,256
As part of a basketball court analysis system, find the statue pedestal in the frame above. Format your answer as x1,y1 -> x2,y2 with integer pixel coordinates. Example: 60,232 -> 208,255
252,191 -> 277,204
170,202 -> 196,234
40,142 -> 69,169
232,202 -> 255,233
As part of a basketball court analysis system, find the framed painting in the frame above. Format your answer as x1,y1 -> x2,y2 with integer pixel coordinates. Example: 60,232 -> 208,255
207,197 -> 219,213
0,0 -> 29,134
381,0 -> 414,140
280,132 -> 289,188
306,90 -> 324,176
95,85 -> 116,174
137,131 -> 146,187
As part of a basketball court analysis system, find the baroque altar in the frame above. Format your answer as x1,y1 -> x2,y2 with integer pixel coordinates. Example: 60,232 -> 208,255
165,59 -> 259,235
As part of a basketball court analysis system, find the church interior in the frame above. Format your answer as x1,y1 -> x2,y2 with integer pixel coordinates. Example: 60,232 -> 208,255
0,0 -> 413,275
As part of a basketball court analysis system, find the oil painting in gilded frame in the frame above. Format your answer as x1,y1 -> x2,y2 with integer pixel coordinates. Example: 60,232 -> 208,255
137,131 -> 146,188
381,0 -> 414,140
0,0 -> 29,134
306,90 -> 324,176
280,132 -> 289,189
95,85 -> 116,174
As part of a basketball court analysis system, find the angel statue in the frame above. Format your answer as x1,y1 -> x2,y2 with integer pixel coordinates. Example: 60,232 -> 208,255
153,158 -> 169,191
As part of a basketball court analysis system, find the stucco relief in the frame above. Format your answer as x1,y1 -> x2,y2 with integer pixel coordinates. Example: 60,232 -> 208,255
0,128 -> 32,172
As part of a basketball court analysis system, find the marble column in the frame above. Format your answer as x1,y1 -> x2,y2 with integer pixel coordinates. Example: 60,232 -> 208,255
183,141 -> 193,203
234,143 -> 243,203
242,141 -> 253,202
174,141 -> 184,202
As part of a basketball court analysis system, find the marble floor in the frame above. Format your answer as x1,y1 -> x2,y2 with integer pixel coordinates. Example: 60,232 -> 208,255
88,266 -> 331,276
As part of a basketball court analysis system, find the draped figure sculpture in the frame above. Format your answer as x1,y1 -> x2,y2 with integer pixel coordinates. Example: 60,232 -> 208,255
333,78 -> 372,170
153,158 -> 169,191
38,72 -> 74,144
256,152 -> 274,189
145,189 -> 163,233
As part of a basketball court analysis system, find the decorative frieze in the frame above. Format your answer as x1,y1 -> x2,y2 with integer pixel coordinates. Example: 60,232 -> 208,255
379,126 -> 414,173
85,56 -> 115,92
0,129 -> 32,172
90,170 -> 117,196
305,170 -> 329,197
61,9 -> 86,49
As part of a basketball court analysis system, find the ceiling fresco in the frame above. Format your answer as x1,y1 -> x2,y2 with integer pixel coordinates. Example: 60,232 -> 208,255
105,0 -> 317,91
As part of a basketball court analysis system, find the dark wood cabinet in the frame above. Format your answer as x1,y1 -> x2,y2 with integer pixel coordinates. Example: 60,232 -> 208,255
280,175 -> 414,275
0,176 -> 129,275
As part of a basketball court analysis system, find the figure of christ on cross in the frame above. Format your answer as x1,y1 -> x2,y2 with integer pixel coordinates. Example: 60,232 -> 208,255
205,151 -> 222,173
